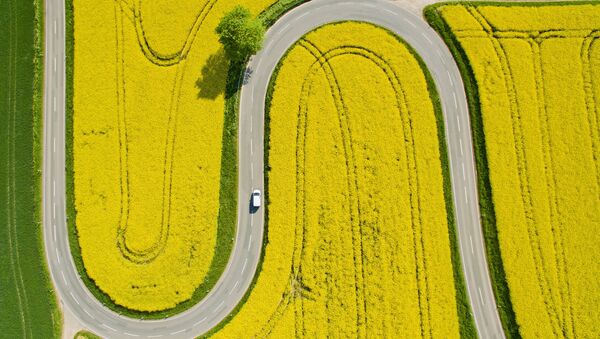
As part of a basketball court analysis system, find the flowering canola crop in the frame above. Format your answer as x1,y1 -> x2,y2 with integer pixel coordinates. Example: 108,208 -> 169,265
436,4 -> 600,338
213,22 -> 461,338
73,0 -> 277,311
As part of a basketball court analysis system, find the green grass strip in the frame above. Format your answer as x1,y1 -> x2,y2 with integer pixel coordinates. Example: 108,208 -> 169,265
424,2 -> 524,338
63,0 -> 235,319
393,25 -> 479,339
0,0 -> 62,337
73,330 -> 103,339
65,0 -> 308,320
206,19 -> 477,337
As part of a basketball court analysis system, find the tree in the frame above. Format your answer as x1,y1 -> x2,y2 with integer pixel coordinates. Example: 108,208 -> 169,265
216,6 -> 266,63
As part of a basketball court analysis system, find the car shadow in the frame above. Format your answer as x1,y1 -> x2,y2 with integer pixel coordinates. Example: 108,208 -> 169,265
249,195 -> 259,214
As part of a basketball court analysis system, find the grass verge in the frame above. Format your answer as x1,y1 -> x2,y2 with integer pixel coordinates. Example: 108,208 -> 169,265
398,27 -> 479,339
0,0 -> 62,337
424,2 -> 523,338
63,0 -> 235,319
205,19 -> 476,337
199,1 -> 309,336
73,330 -> 103,339
65,0 -> 308,320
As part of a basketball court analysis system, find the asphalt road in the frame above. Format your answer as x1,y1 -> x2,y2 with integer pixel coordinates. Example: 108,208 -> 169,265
43,0 -> 504,337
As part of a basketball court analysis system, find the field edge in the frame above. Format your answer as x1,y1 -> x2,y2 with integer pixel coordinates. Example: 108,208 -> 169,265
424,2 -> 523,338
64,0 -> 238,319
64,0 -> 309,320
0,0 -> 62,337
36,0 -> 64,336
207,20 -> 477,338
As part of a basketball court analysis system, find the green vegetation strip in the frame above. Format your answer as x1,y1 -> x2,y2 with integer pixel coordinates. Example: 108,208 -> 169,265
424,2 -> 529,338
64,0 -> 235,319
206,20 -> 476,337
65,0 -> 308,319
398,25 -> 478,339
73,330 -> 103,339
0,0 -> 61,338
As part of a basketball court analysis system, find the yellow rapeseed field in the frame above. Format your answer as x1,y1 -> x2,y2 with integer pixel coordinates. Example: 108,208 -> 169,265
73,0 -> 277,311
436,4 -> 600,338
213,22 -> 461,338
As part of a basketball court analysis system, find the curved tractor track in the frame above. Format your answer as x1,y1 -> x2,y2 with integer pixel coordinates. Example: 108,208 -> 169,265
42,0 -> 504,337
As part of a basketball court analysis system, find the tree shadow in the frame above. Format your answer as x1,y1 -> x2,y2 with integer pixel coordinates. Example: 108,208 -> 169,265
196,49 -> 228,99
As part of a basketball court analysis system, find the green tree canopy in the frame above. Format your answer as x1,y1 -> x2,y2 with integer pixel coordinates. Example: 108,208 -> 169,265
216,6 -> 266,63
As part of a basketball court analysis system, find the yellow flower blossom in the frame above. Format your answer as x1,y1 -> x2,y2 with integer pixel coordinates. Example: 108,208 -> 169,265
73,0 -> 277,311
214,22 -> 460,338
438,4 -> 600,338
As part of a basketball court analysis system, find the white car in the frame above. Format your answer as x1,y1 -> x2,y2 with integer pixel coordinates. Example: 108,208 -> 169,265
252,189 -> 261,208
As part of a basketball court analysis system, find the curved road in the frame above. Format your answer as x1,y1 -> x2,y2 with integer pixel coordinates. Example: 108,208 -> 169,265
43,0 -> 504,337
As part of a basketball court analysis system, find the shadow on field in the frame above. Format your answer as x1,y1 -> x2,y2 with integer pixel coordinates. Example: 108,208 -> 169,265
196,49 -> 228,99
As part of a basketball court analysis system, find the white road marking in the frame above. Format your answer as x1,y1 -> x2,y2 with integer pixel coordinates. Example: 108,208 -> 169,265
462,163 -> 466,180
54,20 -> 56,34
296,12 -> 308,21
406,19 -> 416,28
248,236 -> 252,251
250,115 -> 253,133
256,58 -> 263,73
383,8 -> 396,16
170,329 -> 185,336
102,324 -> 116,332
53,203 -> 56,220
469,235 -> 474,254
250,139 -> 253,155
53,97 -> 56,112
194,317 -> 207,327
242,258 -> 248,274
83,308 -> 93,318
423,32 -> 432,45
453,92 -> 458,108
124,332 -> 139,337
464,186 -> 468,204
70,292 -> 80,305
53,224 -> 56,242
478,287 -> 486,305
56,248 -> 60,264
53,138 -> 56,153
265,41 -> 273,52
61,271 -> 67,285
459,138 -> 464,156
456,115 -> 461,132
448,72 -> 453,87
282,23 -> 290,31
436,49 -> 443,59
233,280 -> 240,290
214,300 -> 225,313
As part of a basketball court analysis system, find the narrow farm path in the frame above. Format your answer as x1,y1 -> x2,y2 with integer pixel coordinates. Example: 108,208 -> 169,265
43,0 -> 504,337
